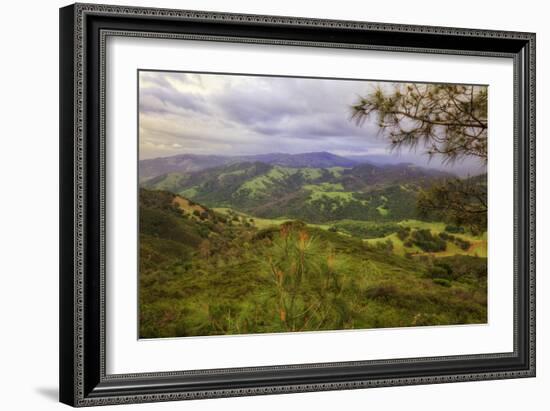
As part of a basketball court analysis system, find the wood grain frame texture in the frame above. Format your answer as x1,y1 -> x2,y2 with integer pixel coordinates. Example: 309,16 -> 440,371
59,3 -> 536,407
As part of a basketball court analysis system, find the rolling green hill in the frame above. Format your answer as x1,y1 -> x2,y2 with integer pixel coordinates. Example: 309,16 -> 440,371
139,155 -> 487,338
139,189 -> 487,338
141,160 -> 454,223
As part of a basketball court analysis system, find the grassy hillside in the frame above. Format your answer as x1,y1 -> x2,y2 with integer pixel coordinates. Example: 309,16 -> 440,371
139,189 -> 487,338
363,220 -> 487,258
142,161 -> 452,224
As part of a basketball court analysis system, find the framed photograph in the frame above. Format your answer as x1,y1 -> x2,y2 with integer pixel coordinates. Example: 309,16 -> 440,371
59,3 -> 535,407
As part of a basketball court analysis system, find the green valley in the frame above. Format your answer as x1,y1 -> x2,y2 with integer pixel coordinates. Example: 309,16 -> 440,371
139,154 -> 488,338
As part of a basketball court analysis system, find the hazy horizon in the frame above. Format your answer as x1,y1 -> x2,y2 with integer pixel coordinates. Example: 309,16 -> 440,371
139,71 -> 487,176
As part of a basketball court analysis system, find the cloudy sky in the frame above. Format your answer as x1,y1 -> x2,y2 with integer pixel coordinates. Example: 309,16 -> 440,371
138,71 -> 486,175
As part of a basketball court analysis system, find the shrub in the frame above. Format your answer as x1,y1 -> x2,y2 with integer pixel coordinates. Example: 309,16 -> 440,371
435,261 -> 453,275
437,255 -> 487,282
445,225 -> 465,234
433,278 -> 452,287
439,232 -> 471,250
364,284 -> 398,300
455,237 -> 471,250
427,265 -> 450,279
397,227 -> 410,241
411,229 -> 446,252
375,239 -> 394,253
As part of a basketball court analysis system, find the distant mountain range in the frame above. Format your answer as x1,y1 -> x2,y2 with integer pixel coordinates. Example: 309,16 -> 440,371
138,151 -> 424,181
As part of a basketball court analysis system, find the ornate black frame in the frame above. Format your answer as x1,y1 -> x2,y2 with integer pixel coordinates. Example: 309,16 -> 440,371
59,3 -> 536,407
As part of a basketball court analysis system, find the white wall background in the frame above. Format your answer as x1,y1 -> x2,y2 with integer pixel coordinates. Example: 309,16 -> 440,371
0,0 -> 545,409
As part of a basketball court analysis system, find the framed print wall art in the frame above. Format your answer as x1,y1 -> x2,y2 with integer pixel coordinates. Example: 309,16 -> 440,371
59,3 -> 536,407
